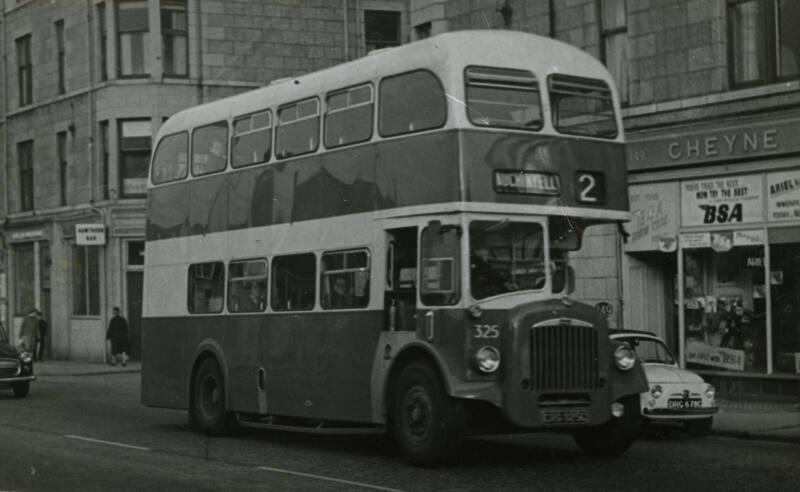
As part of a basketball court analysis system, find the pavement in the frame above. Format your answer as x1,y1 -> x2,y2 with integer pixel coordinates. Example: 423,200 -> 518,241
32,360 -> 800,445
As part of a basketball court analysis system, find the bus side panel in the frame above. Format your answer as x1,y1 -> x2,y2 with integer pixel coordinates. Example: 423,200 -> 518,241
461,131 -> 628,212
142,312 -> 385,423
147,131 -> 462,242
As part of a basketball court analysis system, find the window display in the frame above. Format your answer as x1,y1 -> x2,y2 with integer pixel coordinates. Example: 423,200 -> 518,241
769,241 -> 800,374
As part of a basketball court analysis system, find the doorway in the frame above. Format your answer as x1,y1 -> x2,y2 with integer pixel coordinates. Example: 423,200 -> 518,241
126,271 -> 143,360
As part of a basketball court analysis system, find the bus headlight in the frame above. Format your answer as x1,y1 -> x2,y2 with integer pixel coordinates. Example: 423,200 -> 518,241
473,346 -> 500,374
613,344 -> 636,371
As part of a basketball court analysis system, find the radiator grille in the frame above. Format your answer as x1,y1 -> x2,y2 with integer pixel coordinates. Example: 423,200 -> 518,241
530,323 -> 599,391
0,359 -> 20,378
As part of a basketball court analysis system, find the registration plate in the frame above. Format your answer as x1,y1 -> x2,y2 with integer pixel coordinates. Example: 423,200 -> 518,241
668,398 -> 702,409
541,408 -> 588,424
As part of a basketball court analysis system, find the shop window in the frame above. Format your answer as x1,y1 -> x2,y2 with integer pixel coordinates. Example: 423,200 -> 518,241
73,245 -> 101,316
600,0 -> 628,104
271,253 -> 316,311
364,10 -> 401,52
276,98 -> 319,159
683,243 -> 766,373
728,0 -> 800,88
18,140 -> 34,212
117,0 -> 150,77
379,70 -> 446,137
161,0 -> 188,77
16,34 -> 32,106
188,262 -> 224,314
13,244 -> 35,316
228,259 -> 268,313
768,237 -> 800,374
119,120 -> 151,197
320,249 -> 370,309
232,110 -> 271,168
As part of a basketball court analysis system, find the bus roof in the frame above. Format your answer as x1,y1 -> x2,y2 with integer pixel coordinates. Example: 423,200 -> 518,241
158,30 -> 615,139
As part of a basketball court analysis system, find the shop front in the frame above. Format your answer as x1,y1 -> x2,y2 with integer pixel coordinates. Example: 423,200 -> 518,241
624,115 -> 800,400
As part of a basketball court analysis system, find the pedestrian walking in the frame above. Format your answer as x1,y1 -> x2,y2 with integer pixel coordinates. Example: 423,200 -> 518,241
19,308 -> 39,354
106,306 -> 129,366
36,313 -> 48,361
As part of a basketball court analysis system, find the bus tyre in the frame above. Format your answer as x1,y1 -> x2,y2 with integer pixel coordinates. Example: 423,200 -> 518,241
685,417 -> 713,438
390,361 -> 464,467
572,394 -> 641,457
11,382 -> 30,398
191,358 -> 232,436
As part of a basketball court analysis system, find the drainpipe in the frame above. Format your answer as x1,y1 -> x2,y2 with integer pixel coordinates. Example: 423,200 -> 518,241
1,9 -> 9,334
195,0 -> 204,104
343,0 -> 349,61
86,0 -> 96,202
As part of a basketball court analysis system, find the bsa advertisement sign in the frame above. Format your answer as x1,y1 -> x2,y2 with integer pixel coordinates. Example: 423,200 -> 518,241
625,182 -> 679,252
767,170 -> 800,222
686,341 -> 745,371
681,174 -> 763,226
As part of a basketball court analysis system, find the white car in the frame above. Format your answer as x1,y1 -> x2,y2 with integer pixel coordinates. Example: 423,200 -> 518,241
610,330 -> 718,437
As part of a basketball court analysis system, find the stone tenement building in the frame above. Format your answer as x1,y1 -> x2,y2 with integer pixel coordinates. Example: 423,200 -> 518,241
1,0 -> 799,399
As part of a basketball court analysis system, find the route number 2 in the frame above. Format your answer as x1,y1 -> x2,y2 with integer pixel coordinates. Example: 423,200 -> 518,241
576,172 -> 605,203
474,324 -> 500,338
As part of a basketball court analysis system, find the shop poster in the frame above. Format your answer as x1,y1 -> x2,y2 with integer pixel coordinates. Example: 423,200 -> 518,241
681,174 -> 763,226
767,169 -> 800,221
685,340 -> 745,371
625,182 -> 679,252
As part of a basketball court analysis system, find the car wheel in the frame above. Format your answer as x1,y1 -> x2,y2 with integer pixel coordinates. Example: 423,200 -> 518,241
684,417 -> 713,437
390,361 -> 465,467
190,358 -> 232,436
573,394 -> 641,457
11,382 -> 30,398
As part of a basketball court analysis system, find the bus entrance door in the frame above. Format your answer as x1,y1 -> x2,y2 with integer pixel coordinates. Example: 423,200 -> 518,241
385,227 -> 417,332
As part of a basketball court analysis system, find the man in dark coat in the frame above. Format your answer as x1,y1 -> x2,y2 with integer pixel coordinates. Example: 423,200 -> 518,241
106,306 -> 129,366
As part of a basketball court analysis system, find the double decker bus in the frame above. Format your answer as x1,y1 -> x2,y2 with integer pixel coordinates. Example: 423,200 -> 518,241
142,30 -> 647,466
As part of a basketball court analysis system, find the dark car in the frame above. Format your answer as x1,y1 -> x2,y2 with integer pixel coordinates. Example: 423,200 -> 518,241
0,322 -> 35,398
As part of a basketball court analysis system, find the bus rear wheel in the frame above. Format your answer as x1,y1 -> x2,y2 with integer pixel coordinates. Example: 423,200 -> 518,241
572,394 -> 640,457
390,361 -> 464,467
191,358 -> 232,436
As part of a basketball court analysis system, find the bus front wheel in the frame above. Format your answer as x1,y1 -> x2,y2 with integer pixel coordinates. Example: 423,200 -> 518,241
191,358 -> 232,436
572,394 -> 640,457
390,361 -> 465,467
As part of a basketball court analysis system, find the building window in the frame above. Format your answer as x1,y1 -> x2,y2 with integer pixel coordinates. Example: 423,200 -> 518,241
57,132 -> 68,206
100,121 -> 110,199
127,241 -> 145,267
73,245 -> 101,316
13,244 -> 35,316
117,0 -> 150,77
728,0 -> 800,87
600,0 -> 628,104
97,2 -> 108,81
119,120 -> 151,197
414,22 -> 431,40
16,34 -> 33,106
55,20 -> 66,94
18,140 -> 34,212
364,10 -> 401,52
161,0 -> 188,77
188,262 -> 224,314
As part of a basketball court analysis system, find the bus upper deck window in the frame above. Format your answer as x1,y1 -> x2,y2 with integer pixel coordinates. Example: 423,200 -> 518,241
379,70 -> 446,137
325,83 -> 374,149
465,66 -> 542,131
232,110 -> 271,168
548,74 -> 618,138
192,121 -> 229,176
276,98 -> 320,159
152,131 -> 188,184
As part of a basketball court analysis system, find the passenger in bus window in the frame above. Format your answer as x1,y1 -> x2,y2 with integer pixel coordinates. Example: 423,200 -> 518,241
195,139 -> 226,175
330,276 -> 354,308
